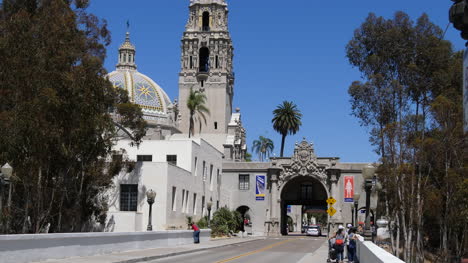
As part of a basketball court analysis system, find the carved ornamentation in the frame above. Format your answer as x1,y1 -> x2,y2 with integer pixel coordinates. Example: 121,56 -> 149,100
277,139 -> 327,189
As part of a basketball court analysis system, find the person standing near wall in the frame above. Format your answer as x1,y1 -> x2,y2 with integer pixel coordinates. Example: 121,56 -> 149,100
190,223 -> 200,244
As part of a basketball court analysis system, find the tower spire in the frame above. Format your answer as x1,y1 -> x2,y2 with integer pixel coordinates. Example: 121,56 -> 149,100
116,23 -> 136,70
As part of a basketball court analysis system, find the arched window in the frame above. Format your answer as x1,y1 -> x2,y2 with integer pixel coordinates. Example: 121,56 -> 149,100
215,55 -> 219,69
199,47 -> 210,72
202,12 -> 210,31
124,54 -> 127,63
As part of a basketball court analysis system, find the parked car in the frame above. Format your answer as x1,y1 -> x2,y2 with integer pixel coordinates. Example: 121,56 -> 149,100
306,225 -> 322,236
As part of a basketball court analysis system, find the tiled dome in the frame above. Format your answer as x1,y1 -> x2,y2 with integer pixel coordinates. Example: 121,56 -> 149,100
108,70 -> 171,115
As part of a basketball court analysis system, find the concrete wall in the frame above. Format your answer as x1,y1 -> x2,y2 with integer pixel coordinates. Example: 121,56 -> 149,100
0,230 -> 211,263
356,236 -> 405,263
222,162 -> 271,236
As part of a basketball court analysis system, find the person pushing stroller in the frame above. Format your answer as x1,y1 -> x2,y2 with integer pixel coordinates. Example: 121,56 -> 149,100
328,225 -> 347,263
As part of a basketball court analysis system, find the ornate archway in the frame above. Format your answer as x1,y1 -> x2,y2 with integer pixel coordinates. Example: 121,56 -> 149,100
266,139 -> 343,236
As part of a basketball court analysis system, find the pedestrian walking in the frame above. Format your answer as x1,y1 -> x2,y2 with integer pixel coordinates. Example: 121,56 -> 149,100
329,225 -> 347,263
346,224 -> 353,259
190,223 -> 200,244
348,228 -> 358,263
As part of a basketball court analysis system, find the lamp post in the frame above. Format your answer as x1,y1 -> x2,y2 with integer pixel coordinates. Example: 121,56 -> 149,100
207,200 -> 213,228
0,163 -> 13,218
353,192 -> 360,227
362,165 -> 376,238
146,189 -> 156,231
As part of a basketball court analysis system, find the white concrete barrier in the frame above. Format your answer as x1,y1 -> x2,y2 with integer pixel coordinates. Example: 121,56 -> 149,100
356,235 -> 405,263
0,229 -> 211,263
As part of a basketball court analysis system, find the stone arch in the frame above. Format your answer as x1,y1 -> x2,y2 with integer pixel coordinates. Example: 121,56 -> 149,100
279,176 -> 328,235
199,47 -> 210,72
202,11 -> 210,31
236,205 -> 252,232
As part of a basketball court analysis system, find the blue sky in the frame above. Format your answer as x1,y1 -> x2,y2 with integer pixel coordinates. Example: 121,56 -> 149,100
88,0 -> 465,162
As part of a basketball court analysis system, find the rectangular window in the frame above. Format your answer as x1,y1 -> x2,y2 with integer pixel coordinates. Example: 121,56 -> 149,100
112,154 -> 123,162
193,193 -> 197,215
214,122 -> 218,130
137,155 -> 152,162
120,184 -> 138,211
194,157 -> 198,176
216,200 -> 219,210
215,55 -> 219,68
209,164 -> 214,188
190,56 -> 193,69
167,155 -> 177,166
239,174 -> 250,190
301,184 -> 313,200
181,189 -> 186,212
202,196 -> 206,216
202,161 -> 206,181
172,187 -> 177,211
185,190 -> 190,213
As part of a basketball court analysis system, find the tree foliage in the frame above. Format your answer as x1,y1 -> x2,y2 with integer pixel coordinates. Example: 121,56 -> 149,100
271,101 -> 302,157
187,88 -> 209,138
347,11 -> 467,262
251,135 -> 274,162
0,0 -> 146,233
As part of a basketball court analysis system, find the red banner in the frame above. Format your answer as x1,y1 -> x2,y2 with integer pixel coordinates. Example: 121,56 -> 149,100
344,176 -> 354,202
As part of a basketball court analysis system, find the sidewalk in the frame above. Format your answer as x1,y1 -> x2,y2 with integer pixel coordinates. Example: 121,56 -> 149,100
38,237 -> 263,263
298,241 -> 353,263
298,240 -> 329,263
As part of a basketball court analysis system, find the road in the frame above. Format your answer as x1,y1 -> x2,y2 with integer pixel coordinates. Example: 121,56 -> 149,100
149,235 -> 327,263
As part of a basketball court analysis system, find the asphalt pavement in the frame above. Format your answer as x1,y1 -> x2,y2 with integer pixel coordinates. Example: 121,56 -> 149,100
148,235 -> 327,263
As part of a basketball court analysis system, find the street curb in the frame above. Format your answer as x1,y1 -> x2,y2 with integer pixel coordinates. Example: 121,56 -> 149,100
115,238 -> 265,263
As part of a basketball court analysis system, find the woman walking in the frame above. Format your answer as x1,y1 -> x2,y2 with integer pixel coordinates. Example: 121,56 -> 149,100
329,225 -> 347,263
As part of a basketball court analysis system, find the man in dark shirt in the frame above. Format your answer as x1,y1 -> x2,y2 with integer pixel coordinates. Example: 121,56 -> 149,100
190,223 -> 200,243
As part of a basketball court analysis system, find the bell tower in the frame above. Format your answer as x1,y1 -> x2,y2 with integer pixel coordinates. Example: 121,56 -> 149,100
178,0 -> 235,136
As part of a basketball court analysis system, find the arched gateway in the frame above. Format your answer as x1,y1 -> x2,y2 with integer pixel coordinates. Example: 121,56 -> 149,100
265,140 -> 344,236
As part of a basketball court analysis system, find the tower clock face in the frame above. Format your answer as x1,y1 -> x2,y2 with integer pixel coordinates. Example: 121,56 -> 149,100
135,83 -> 157,101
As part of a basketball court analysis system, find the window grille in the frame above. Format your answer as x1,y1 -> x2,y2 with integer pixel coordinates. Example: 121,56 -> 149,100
120,184 -> 138,211
239,174 -> 250,190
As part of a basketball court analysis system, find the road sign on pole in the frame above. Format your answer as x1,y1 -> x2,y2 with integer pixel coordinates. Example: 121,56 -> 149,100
327,207 -> 337,217
326,197 -> 336,205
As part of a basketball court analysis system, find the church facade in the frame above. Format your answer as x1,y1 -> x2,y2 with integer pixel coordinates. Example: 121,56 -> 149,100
105,0 -> 377,236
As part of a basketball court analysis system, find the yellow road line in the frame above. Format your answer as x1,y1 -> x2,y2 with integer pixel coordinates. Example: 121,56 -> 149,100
214,239 -> 295,263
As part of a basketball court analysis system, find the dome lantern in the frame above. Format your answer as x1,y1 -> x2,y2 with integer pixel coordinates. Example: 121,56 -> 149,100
116,31 -> 137,70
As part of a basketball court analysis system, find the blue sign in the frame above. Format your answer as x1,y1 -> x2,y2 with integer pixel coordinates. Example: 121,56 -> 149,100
256,175 -> 265,201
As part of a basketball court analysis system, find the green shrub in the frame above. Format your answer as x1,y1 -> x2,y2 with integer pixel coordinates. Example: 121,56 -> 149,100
211,207 -> 243,237
196,216 -> 208,229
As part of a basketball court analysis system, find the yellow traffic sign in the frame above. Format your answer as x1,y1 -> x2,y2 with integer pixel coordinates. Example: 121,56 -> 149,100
327,207 -> 337,217
326,197 -> 336,205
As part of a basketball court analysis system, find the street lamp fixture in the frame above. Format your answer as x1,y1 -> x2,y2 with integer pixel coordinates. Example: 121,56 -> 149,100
207,199 -> 213,228
0,163 -> 13,218
146,189 -> 156,231
353,192 -> 360,228
362,165 -> 377,237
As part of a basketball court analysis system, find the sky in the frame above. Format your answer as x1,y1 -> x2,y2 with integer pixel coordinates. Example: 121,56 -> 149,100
88,0 -> 465,163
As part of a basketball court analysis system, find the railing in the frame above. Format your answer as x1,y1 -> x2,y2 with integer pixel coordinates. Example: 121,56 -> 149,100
356,235 -> 405,263
0,229 -> 212,263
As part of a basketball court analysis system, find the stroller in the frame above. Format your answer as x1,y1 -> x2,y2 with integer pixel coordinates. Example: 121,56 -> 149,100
327,238 -> 338,262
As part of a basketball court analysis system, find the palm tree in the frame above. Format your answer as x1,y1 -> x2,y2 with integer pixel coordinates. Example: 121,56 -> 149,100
272,101 -> 302,157
187,88 -> 210,138
251,136 -> 274,162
